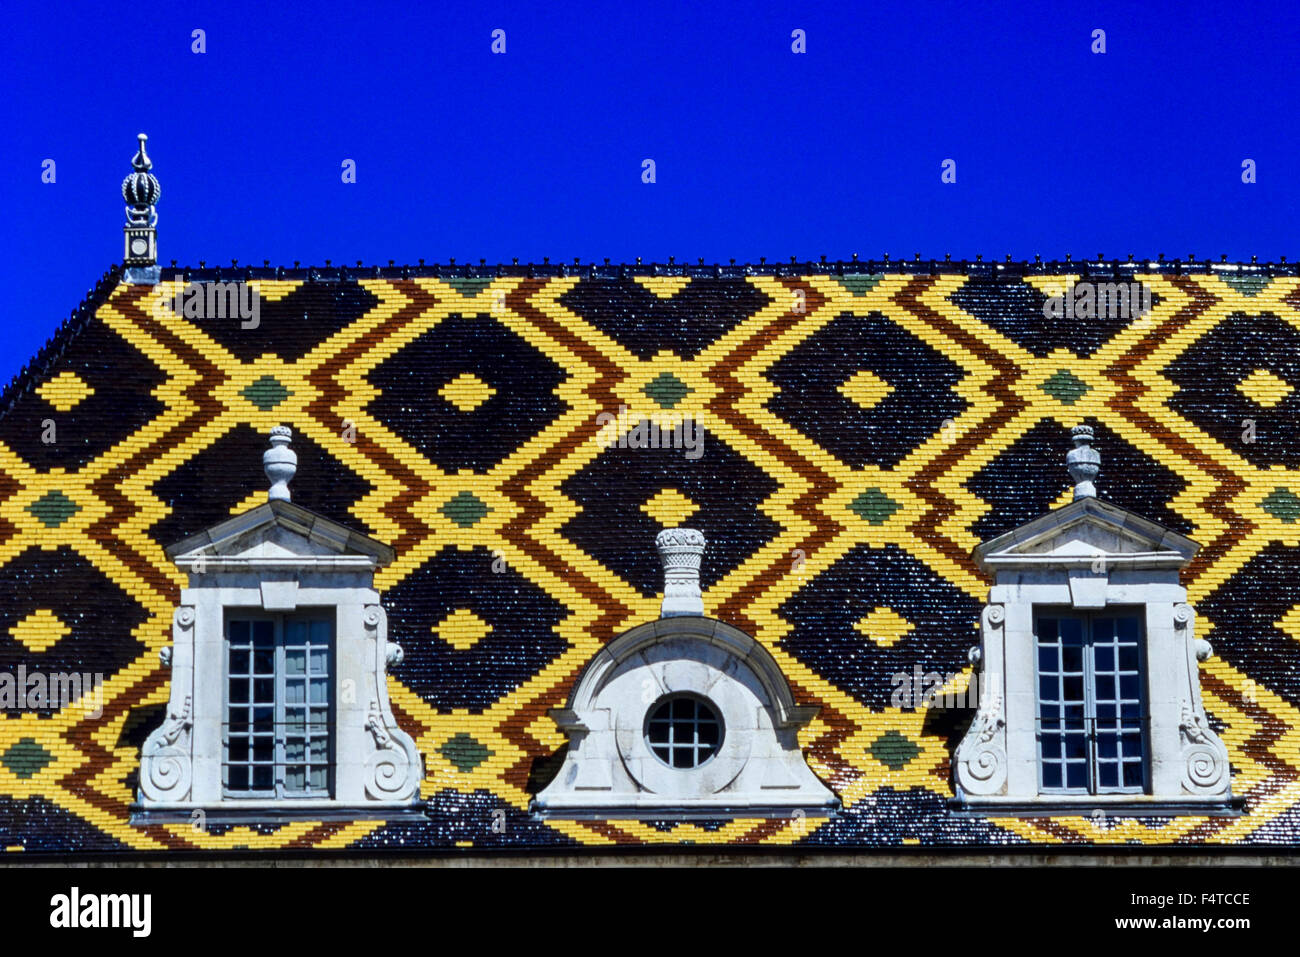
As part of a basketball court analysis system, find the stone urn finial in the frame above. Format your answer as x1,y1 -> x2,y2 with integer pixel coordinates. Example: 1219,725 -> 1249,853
655,528 -> 706,618
1066,424 -> 1100,500
264,426 -> 297,502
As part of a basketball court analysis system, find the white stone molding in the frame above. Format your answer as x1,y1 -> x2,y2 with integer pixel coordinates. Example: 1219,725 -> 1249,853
954,605 -> 1007,796
1174,605 -> 1231,796
139,606 -> 196,802
534,615 -> 838,817
360,605 -> 421,802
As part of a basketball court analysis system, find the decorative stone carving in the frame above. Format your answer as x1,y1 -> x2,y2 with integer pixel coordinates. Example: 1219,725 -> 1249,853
954,605 -> 1007,796
263,426 -> 297,502
1066,425 -> 1100,500
1174,606 -> 1232,797
361,606 -> 421,802
655,527 -> 706,617
139,606 -> 196,802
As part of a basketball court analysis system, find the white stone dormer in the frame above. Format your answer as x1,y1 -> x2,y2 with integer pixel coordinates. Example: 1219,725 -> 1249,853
131,428 -> 422,824
533,529 -> 838,818
953,426 -> 1240,816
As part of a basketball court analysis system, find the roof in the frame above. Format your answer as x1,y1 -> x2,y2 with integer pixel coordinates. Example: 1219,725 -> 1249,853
1,262 -> 1299,853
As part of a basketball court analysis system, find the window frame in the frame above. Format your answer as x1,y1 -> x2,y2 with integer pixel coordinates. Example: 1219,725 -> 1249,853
1033,607 -> 1148,797
221,609 -> 336,800
643,693 -> 725,770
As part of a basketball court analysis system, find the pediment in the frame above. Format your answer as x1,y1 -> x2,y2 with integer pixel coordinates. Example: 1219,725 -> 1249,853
973,498 -> 1197,572
165,500 -> 394,568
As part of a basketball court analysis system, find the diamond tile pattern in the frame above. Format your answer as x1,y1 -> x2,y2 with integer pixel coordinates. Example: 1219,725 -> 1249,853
0,266 -> 1297,853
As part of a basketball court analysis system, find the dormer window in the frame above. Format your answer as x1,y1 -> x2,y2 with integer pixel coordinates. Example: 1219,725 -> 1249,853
131,427 -> 423,824
533,529 -> 838,818
953,426 -> 1242,816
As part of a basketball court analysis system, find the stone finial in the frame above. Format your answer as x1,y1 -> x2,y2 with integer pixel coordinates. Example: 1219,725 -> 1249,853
263,426 -> 297,502
1066,425 -> 1100,500
655,528 -> 706,618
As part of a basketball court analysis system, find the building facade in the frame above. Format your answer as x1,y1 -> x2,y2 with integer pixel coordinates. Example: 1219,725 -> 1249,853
0,140 -> 1296,854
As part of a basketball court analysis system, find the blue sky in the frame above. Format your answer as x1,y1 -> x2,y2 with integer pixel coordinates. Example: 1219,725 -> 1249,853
2,0 -> 1297,383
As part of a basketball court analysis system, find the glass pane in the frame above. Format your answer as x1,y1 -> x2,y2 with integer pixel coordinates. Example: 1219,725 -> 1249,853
254,678 -> 274,703
252,765 -> 273,790
252,621 -> 274,646
309,766 -> 327,791
1120,675 -> 1140,700
309,680 -> 328,704
1063,675 -> 1084,702
310,739 -> 328,763
253,739 -> 273,763
1095,674 -> 1116,702
228,766 -> 248,790
253,648 -> 274,675
228,620 -> 249,643
1065,762 -> 1088,789
310,620 -> 331,643
285,740 -> 305,762
1042,763 -> 1062,789
284,620 -> 308,643
309,648 -> 328,675
285,680 -> 305,705
285,648 -> 306,676
229,680 -> 248,704
230,650 -> 249,674
285,766 -> 306,790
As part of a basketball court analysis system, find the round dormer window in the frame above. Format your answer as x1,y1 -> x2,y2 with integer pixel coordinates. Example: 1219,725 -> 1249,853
645,695 -> 723,769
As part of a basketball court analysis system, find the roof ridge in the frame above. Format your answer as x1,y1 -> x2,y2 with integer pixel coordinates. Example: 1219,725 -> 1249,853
0,264 -> 125,422
143,258 -> 1300,282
